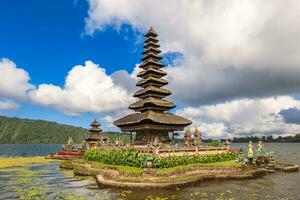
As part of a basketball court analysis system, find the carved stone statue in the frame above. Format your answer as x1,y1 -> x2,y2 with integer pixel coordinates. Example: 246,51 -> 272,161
247,141 -> 254,164
193,127 -> 202,147
224,139 -> 231,149
115,137 -> 124,147
184,129 -> 192,147
66,137 -> 74,152
152,136 -> 160,147
257,141 -> 265,156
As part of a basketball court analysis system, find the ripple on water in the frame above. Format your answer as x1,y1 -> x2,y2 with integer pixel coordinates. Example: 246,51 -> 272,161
0,143 -> 300,200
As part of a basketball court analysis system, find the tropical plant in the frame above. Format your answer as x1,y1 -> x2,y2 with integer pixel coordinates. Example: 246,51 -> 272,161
84,148 -> 238,169
208,140 -> 221,147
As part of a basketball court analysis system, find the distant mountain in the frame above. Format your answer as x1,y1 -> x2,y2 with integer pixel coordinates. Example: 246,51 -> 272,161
0,115 -> 129,144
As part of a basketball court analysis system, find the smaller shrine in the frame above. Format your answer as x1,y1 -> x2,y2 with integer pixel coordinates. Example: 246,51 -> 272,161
85,119 -> 109,149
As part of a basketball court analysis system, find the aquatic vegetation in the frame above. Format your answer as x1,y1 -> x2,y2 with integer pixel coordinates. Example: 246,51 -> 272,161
84,149 -> 238,169
54,192 -> 85,200
19,186 -> 46,200
0,156 -> 55,168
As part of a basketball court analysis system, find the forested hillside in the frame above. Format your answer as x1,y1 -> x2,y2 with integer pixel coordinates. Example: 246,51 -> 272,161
0,115 -> 129,144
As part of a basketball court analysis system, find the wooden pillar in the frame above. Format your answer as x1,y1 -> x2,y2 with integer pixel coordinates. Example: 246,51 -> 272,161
171,131 -> 175,145
130,132 -> 133,144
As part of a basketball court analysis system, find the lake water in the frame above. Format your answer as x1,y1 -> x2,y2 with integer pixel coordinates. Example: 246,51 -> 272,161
0,143 -> 299,200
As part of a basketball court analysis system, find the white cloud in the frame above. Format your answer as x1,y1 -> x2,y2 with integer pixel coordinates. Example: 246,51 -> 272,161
176,96 -> 300,138
0,99 -> 18,110
29,61 -> 134,115
85,0 -> 300,105
0,58 -> 34,100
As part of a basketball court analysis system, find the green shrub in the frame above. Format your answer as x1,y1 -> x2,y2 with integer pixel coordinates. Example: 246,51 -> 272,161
84,148 -> 150,168
84,148 -> 238,169
208,140 -> 221,147
153,153 -> 238,168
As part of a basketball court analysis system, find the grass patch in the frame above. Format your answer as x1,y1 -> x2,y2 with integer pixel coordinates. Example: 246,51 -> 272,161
0,156 -> 55,168
156,161 -> 242,174
89,161 -> 144,174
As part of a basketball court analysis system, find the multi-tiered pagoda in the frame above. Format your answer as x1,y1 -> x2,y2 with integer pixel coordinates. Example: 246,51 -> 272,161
114,27 -> 192,144
85,119 -> 109,148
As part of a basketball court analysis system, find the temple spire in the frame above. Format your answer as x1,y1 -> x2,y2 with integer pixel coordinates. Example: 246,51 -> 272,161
114,27 -> 192,145
129,26 -> 175,112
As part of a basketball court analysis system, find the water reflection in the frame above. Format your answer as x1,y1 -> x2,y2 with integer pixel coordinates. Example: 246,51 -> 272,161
0,143 -> 299,199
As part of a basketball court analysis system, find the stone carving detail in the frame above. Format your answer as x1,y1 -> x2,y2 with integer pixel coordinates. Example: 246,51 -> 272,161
257,141 -> 265,156
66,137 -> 74,152
184,129 -> 192,147
223,139 -> 231,149
193,127 -> 202,147
247,141 -> 254,164
115,137 -> 124,147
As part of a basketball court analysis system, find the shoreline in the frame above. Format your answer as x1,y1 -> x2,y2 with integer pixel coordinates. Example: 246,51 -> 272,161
60,160 -> 272,189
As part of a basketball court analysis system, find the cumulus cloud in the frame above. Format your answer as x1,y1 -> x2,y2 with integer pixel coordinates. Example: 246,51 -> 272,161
0,58 -> 34,100
29,61 -> 134,115
0,99 -> 18,110
176,96 -> 300,138
85,0 -> 300,105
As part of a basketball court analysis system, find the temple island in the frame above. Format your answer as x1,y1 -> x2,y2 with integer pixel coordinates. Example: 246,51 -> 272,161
56,27 -> 298,188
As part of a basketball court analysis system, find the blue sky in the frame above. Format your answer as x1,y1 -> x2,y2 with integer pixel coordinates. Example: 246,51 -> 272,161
1,0 -> 300,138
0,0 -> 143,128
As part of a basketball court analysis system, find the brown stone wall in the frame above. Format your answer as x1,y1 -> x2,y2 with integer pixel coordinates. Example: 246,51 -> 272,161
135,129 -> 170,144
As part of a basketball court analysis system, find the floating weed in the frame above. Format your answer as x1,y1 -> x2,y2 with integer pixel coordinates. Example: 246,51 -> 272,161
18,186 -> 47,200
0,156 -> 55,168
97,192 -> 114,200
60,168 -> 75,176
118,190 -> 133,198
145,195 -> 170,200
54,192 -> 85,200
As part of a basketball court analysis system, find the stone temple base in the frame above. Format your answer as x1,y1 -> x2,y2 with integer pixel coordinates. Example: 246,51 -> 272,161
134,129 -> 170,145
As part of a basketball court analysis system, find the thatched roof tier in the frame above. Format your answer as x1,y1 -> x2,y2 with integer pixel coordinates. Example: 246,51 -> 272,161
90,119 -> 100,127
133,86 -> 171,98
114,110 -> 192,131
144,41 -> 160,49
129,97 -> 175,111
85,133 -> 108,141
145,26 -> 158,37
137,68 -> 166,78
85,119 -> 108,142
139,59 -> 164,69
144,36 -> 159,44
136,77 -> 168,87
142,47 -> 161,54
114,27 -> 192,143
89,127 -> 103,132
141,53 -> 162,62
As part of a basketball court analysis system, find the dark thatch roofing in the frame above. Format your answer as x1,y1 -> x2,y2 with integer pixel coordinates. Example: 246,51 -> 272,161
136,77 -> 168,87
129,97 -> 176,110
144,41 -> 160,49
142,47 -> 161,54
137,68 -> 166,77
133,86 -> 171,98
141,53 -> 162,61
90,119 -> 100,126
145,26 -> 158,37
85,133 -> 108,141
145,38 -> 159,44
114,110 -> 192,128
139,59 -> 164,68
